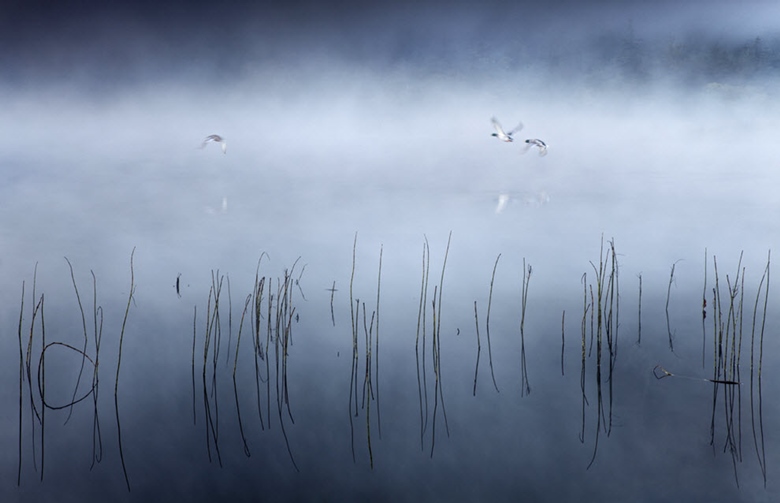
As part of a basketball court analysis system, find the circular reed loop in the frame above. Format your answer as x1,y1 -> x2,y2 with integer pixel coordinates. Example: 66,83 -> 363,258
36,341 -> 98,410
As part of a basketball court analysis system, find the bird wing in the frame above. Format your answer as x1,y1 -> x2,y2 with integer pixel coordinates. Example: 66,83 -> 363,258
529,139 -> 548,156
507,122 -> 524,136
491,117 -> 507,137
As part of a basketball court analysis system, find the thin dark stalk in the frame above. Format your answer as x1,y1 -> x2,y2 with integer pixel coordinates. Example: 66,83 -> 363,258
350,233 -> 358,418
749,251 -> 770,487
349,234 -> 358,462
415,238 -> 430,450
203,272 -> 224,459
295,262 -> 308,301
349,299 -> 358,463
39,295 -> 45,482
17,281 -> 24,486
114,247 -> 135,491
637,273 -> 642,345
473,301 -> 481,396
430,291 -> 439,458
702,248 -> 708,368
579,273 -> 589,444
665,261 -> 678,352
233,294 -> 253,457
710,256 -> 722,447
609,239 -> 619,368
25,266 -> 41,474
329,281 -> 337,327
606,240 -> 618,436
361,303 -> 374,407
361,303 -> 376,468
588,285 -> 595,356
436,232 -> 452,436
64,257 -> 88,425
252,255 -> 268,430
420,237 -> 430,436
561,310 -> 565,376
375,244 -> 382,439
225,276 -> 233,368
430,231 -> 453,458
519,258 -> 532,397
192,306 -> 197,426
486,254 -> 501,392
89,271 -> 104,470
265,281 -> 272,430
274,279 -> 299,472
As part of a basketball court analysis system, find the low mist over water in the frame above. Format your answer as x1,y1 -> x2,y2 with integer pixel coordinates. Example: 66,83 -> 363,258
2,1 -> 780,501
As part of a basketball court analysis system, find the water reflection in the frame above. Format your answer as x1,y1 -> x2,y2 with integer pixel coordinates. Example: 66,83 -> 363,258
6,241 -> 776,499
578,238 -> 619,469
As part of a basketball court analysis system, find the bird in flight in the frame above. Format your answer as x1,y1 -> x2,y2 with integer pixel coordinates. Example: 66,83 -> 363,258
491,117 -> 523,142
522,138 -> 548,156
201,134 -> 227,154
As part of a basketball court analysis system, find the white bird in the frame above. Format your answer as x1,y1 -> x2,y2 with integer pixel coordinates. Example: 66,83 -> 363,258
491,117 -> 523,142
522,138 -> 548,156
201,134 -> 227,154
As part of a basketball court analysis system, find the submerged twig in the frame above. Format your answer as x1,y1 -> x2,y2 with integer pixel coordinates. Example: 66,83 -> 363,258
654,365 -> 740,385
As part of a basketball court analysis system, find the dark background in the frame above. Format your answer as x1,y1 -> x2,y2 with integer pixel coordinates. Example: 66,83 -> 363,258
4,1 -> 780,91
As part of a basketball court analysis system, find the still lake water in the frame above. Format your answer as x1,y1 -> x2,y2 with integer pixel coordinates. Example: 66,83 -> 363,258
2,78 -> 780,501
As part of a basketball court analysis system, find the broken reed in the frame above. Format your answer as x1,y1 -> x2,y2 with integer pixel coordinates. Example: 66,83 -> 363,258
580,237 -> 619,470
666,260 -> 680,352
473,254 -> 501,395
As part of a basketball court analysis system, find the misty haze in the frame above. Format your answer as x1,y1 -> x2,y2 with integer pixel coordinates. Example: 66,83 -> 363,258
2,2 -> 780,502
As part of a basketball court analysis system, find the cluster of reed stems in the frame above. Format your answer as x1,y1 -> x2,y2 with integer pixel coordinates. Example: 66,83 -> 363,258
17,250 -> 134,491
347,234 -> 384,468
415,232 -> 452,458
699,251 -> 770,487
192,254 -> 304,472
579,237 -> 619,470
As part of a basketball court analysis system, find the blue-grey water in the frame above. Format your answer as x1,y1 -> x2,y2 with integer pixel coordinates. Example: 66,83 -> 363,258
3,2 -> 780,501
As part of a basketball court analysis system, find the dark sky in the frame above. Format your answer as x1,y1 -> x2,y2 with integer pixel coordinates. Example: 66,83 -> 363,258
2,0 -> 779,89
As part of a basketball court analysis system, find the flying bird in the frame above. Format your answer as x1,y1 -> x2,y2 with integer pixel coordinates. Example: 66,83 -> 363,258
522,138 -> 548,157
491,117 -> 523,142
201,134 -> 227,154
